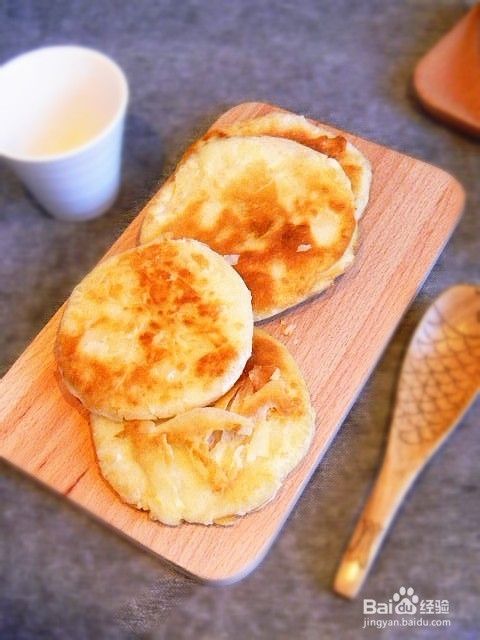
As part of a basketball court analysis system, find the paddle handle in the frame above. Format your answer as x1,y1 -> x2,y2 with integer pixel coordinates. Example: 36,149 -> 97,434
333,458 -> 415,599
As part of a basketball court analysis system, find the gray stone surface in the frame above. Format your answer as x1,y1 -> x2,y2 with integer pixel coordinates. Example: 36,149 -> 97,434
0,1 -> 479,638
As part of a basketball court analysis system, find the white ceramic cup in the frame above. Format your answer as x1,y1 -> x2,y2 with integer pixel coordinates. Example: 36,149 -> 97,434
0,45 -> 129,221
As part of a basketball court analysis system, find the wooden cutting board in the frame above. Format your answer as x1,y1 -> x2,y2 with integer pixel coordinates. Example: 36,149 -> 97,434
0,102 -> 465,584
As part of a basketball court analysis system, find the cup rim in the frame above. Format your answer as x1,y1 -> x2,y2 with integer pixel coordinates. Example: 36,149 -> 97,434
0,44 -> 129,164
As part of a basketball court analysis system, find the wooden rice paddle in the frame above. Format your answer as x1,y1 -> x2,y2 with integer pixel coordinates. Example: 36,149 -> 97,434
414,4 -> 480,137
334,284 -> 480,599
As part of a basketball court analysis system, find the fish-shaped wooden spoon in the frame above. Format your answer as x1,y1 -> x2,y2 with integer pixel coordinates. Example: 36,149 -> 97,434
334,284 -> 480,599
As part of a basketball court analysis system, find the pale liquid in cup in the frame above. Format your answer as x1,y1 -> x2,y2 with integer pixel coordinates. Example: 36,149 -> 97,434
6,77 -> 122,157
0,46 -> 128,220
24,114 -> 99,157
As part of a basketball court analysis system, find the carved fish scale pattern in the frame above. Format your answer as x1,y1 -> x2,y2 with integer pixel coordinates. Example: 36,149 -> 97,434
395,300 -> 480,446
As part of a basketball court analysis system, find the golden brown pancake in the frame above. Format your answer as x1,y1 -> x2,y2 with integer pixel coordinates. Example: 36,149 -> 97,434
56,238 -> 253,421
140,135 -> 356,320
90,329 -> 316,526
206,112 -> 372,219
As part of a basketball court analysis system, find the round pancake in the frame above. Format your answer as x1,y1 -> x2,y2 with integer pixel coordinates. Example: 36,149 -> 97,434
90,329 -> 316,526
140,135 -> 356,320
206,112 -> 372,219
56,238 -> 253,421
